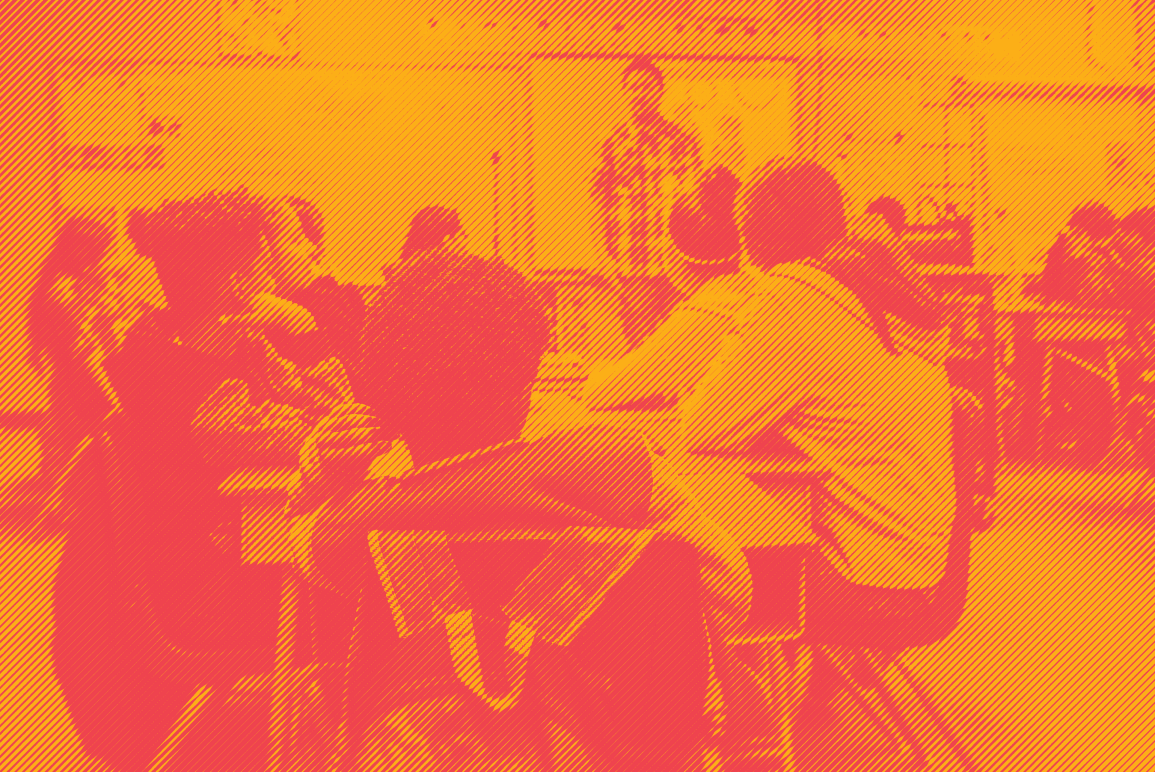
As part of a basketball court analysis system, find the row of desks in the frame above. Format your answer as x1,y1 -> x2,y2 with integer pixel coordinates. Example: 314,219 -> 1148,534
221,391 -> 827,565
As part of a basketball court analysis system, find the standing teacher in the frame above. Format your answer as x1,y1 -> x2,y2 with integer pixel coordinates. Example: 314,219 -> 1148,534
593,57 -> 702,350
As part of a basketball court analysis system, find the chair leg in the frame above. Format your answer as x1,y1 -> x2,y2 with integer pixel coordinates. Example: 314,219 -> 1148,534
815,646 -> 904,756
147,684 -> 218,772
766,643 -> 798,772
851,650 -> 929,769
893,661 -> 981,772
270,570 -> 302,772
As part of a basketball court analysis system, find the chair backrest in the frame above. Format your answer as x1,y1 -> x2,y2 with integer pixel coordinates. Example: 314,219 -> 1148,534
900,394 -> 979,648
100,409 -> 274,685
52,418 -> 191,772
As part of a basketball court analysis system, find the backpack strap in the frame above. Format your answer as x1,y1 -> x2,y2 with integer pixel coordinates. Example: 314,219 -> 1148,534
368,526 -> 655,712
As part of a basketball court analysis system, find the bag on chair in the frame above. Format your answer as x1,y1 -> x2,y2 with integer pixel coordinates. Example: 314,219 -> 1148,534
351,529 -> 708,772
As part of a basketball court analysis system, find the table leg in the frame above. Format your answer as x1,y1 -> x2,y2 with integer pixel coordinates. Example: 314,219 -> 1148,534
1013,313 -> 1043,462
270,569 -> 301,772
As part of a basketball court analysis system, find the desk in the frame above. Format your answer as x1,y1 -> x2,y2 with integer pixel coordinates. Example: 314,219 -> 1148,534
221,392 -> 822,557
1005,299 -> 1130,461
220,415 -> 820,770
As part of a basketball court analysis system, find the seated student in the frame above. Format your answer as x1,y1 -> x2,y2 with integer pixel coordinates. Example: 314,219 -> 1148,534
260,196 -> 368,397
181,197 -> 363,468
108,188 -> 388,656
681,158 -> 956,602
297,244 -> 762,758
1026,202 -> 1118,307
383,205 -> 469,275
581,166 -> 762,411
29,218 -> 123,518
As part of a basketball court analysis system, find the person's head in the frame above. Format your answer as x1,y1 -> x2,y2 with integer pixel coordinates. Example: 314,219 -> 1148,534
127,188 -> 270,329
668,165 -> 742,295
865,197 -> 907,236
397,206 -> 468,268
261,196 -> 323,298
28,217 -> 113,367
366,253 -> 550,467
622,57 -> 664,124
739,158 -> 847,271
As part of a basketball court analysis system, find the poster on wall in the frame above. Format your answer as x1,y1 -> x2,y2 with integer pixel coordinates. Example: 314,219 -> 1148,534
220,0 -> 301,59
59,67 -> 523,286
532,58 -> 795,275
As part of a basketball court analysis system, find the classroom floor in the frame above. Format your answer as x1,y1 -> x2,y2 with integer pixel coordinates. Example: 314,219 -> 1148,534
2,462 -> 1154,772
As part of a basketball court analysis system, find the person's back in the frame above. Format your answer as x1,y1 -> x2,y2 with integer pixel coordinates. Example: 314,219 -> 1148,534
686,261 -> 955,587
683,160 -> 956,590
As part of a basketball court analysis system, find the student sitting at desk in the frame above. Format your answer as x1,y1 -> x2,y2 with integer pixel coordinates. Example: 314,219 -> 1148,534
682,158 -> 956,602
259,196 -> 368,399
158,196 -> 363,468
108,189 -> 388,658
299,245 -> 766,766
581,166 -> 762,411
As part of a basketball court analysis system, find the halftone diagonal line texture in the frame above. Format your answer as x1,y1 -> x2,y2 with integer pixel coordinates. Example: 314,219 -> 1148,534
8,3 -> 1155,772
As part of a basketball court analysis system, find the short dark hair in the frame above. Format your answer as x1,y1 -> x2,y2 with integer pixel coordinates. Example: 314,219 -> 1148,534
670,165 -> 741,278
865,197 -> 907,235
398,206 -> 462,265
622,57 -> 664,88
287,196 -> 324,247
127,189 -> 264,326
1068,202 -> 1116,240
367,252 -> 550,467
741,160 -> 847,271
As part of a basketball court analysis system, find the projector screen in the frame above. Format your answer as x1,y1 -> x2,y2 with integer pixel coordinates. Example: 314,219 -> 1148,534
531,58 -> 795,275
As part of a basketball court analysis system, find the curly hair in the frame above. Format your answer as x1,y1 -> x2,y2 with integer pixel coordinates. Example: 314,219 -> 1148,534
366,252 -> 550,467
126,189 -> 265,326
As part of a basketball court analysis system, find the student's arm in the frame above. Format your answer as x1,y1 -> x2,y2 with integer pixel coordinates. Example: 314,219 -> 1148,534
680,286 -> 809,453
582,306 -> 732,410
192,379 -> 315,467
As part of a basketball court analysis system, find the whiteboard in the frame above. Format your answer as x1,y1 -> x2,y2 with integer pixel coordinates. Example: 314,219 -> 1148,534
531,58 -> 795,274
59,66 -> 524,285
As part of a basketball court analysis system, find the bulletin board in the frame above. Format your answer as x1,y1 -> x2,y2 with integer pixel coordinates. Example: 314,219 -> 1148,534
531,58 -> 795,275
58,66 -> 529,285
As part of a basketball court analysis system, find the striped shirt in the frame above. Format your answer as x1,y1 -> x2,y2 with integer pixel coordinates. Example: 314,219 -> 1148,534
594,118 -> 701,278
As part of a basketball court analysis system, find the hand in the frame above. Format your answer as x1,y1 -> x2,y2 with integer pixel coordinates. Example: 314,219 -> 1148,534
222,292 -> 318,337
312,402 -> 390,467
302,403 -> 392,488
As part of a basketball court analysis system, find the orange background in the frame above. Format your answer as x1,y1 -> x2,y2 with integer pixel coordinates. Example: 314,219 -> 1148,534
5,3 -> 1155,771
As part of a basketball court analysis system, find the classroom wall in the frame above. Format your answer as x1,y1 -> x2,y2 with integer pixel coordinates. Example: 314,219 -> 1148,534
4,0 -> 1153,485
